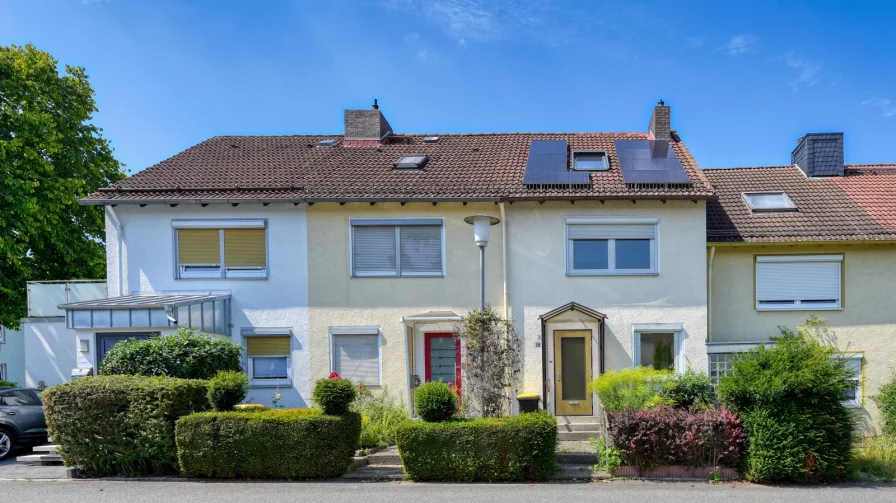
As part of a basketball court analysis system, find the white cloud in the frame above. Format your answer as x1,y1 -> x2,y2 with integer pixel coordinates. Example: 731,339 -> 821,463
725,34 -> 754,55
781,52 -> 822,89
863,97 -> 896,117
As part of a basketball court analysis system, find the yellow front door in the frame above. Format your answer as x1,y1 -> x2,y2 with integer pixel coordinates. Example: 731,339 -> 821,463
554,330 -> 592,416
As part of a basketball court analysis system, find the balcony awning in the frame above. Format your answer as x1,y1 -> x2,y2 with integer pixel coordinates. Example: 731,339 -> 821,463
58,294 -> 231,335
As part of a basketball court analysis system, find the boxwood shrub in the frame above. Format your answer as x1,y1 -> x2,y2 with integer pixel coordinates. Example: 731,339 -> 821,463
175,408 -> 362,479
42,375 -> 210,477
100,328 -> 242,379
396,411 -> 557,481
206,371 -> 249,411
413,381 -> 457,422
312,377 -> 357,415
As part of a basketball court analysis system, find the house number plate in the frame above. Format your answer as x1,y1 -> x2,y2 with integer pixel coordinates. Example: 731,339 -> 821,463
569,401 -> 579,405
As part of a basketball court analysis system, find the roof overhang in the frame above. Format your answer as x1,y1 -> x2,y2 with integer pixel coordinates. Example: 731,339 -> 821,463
59,293 -> 231,335
400,311 -> 463,324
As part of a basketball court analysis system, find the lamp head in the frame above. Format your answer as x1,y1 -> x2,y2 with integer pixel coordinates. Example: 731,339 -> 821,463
464,215 -> 500,247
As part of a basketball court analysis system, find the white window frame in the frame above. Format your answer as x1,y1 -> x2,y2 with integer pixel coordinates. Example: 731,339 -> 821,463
349,218 -> 446,278
742,192 -> 797,212
755,255 -> 843,311
834,352 -> 864,408
329,327 -> 383,386
632,324 -> 684,373
172,219 -> 268,280
241,328 -> 292,388
566,217 -> 658,276
572,150 -> 610,171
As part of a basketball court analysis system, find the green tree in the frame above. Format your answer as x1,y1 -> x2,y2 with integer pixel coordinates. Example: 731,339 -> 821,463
0,44 -> 123,328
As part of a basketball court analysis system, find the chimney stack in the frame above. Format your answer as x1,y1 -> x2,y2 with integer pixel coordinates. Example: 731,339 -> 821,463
791,132 -> 844,177
344,99 -> 393,144
648,99 -> 671,140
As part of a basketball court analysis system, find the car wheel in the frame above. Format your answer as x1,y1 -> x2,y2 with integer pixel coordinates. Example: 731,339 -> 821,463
0,430 -> 14,461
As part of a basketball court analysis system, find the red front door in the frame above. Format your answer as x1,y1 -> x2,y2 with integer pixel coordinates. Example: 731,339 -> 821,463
424,333 -> 461,389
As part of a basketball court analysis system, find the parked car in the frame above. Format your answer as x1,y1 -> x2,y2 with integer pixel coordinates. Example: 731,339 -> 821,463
0,388 -> 48,460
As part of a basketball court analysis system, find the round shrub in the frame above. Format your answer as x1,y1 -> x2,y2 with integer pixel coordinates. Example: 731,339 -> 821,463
100,328 -> 242,379
662,368 -> 714,409
312,377 -> 357,415
414,381 -> 457,422
717,322 -> 856,483
873,375 -> 896,439
207,370 -> 249,411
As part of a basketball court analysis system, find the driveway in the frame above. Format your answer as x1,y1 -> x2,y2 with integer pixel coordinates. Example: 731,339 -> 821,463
0,457 -> 69,480
0,480 -> 893,502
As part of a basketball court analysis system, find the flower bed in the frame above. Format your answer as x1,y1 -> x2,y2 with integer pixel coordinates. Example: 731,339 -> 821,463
396,411 -> 557,482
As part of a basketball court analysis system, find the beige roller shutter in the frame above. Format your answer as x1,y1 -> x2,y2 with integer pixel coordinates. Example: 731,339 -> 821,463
178,229 -> 221,265
247,336 -> 290,356
224,228 -> 266,267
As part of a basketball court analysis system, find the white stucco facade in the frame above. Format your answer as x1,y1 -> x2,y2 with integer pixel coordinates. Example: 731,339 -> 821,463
0,325 -> 25,384
102,203 -> 311,408
22,318 -> 77,388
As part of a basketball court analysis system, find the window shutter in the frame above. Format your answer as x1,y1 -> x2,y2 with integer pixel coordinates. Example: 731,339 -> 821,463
399,226 -> 442,274
224,228 -> 266,267
567,224 -> 655,240
332,334 -> 379,385
247,336 -> 291,356
352,226 -> 397,274
178,229 -> 221,265
756,258 -> 841,302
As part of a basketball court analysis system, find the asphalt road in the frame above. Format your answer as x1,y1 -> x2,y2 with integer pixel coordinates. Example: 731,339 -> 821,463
0,480 -> 894,502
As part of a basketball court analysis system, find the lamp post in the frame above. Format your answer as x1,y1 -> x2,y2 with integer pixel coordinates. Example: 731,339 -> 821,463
464,215 -> 501,311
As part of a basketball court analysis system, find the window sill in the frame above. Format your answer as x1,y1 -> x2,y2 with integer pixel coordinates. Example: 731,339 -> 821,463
351,275 -> 444,279
176,276 -> 269,281
566,271 -> 658,277
756,306 -> 843,312
250,379 -> 291,388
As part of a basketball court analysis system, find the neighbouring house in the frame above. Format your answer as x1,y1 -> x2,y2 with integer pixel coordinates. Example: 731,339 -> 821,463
704,132 -> 896,433
56,100 -> 713,415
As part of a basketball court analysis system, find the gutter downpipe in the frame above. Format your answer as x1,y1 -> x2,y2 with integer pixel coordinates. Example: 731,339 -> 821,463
499,202 -> 508,319
707,246 -> 715,343
106,206 -> 124,297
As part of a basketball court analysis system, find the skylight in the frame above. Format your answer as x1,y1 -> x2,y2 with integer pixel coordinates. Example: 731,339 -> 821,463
423,136 -> 440,143
743,192 -> 797,212
318,139 -> 337,147
572,151 -> 609,171
393,154 -> 429,169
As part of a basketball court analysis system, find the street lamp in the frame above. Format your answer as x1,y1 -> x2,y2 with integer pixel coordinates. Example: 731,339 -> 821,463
464,215 -> 501,310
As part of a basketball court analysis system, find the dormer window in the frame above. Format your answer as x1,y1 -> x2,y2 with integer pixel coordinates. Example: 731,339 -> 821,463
572,151 -> 609,171
394,154 -> 429,169
743,192 -> 797,212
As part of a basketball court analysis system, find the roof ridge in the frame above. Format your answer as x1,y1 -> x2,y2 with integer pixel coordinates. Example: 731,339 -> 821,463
702,165 -> 795,171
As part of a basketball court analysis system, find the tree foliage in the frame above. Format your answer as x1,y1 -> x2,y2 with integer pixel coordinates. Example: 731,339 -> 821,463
454,305 -> 522,417
0,44 -> 123,328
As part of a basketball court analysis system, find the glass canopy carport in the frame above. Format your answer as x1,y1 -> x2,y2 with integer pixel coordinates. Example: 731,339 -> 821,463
58,293 -> 231,335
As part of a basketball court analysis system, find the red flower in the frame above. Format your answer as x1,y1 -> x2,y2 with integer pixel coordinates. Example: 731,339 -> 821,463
328,371 -> 341,379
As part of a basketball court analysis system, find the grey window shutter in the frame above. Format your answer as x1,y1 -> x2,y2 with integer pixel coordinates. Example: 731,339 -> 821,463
353,226 -> 397,275
333,334 -> 380,385
756,260 -> 841,303
567,223 -> 656,240
399,226 -> 443,274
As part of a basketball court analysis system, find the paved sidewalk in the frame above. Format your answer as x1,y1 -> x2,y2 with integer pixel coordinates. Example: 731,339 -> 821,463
0,479 -> 894,502
0,458 -> 69,480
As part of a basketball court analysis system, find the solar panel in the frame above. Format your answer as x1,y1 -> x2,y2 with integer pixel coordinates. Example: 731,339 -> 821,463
522,140 -> 590,187
614,140 -> 690,185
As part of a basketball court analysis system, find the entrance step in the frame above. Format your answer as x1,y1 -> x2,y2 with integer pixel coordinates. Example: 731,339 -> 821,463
16,453 -> 63,466
343,465 -> 405,480
32,444 -> 60,454
557,422 -> 601,432
551,464 -> 611,481
558,430 -> 599,442
367,446 -> 402,466
556,440 -> 598,465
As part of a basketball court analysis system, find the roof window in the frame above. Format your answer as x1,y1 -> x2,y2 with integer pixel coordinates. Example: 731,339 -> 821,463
572,151 -> 609,171
743,192 -> 797,212
423,136 -> 440,143
318,139 -> 337,147
393,154 -> 429,169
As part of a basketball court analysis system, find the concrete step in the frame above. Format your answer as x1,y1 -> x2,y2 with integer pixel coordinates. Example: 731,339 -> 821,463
367,446 -> 401,466
558,431 -> 600,442
556,415 -> 601,424
551,464 -> 611,481
342,465 -> 405,481
556,450 -> 598,465
32,444 -> 59,454
557,423 -> 602,432
16,453 -> 63,466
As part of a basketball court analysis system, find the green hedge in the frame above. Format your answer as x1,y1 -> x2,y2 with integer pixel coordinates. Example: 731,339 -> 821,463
207,371 -> 249,411
42,375 -> 210,477
100,328 -> 242,379
312,377 -> 357,415
396,411 -> 557,481
874,375 -> 896,438
176,409 -> 362,479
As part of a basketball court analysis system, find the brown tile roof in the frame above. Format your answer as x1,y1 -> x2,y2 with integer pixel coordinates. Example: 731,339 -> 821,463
704,164 -> 896,243
83,133 -> 715,204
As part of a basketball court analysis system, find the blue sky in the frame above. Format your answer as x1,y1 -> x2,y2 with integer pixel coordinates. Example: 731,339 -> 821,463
2,0 -> 895,174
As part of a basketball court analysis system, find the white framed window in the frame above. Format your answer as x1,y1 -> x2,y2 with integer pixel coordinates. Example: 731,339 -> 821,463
350,219 -> 444,277
756,255 -> 842,311
743,192 -> 797,212
835,353 -> 863,407
566,217 -> 657,275
330,327 -> 382,385
243,330 -> 291,386
632,324 -> 683,373
173,220 -> 268,279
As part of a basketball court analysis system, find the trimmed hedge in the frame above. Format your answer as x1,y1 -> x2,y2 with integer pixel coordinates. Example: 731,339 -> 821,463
396,411 -> 557,481
0,379 -> 17,387
312,377 -> 357,415
176,409 -> 362,479
42,375 -> 210,476
873,375 -> 896,439
207,371 -> 249,411
100,328 -> 242,379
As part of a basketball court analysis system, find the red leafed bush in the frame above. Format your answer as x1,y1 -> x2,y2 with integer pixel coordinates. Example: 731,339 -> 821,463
607,406 -> 746,469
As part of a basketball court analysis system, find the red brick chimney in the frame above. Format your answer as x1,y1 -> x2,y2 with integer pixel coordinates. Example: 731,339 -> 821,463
648,100 -> 671,140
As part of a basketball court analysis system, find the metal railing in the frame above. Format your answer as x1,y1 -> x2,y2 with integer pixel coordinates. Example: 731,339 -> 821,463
25,280 -> 107,318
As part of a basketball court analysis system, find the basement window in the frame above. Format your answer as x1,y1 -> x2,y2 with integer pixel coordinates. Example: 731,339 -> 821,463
743,192 -> 796,212
572,151 -> 609,171
393,154 -> 429,169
